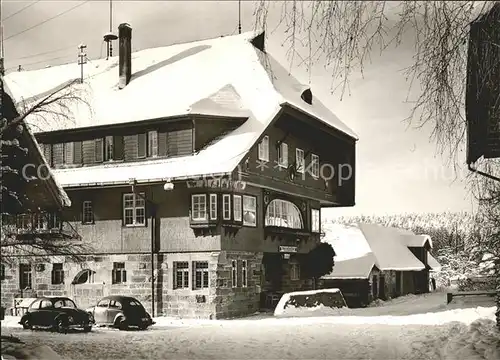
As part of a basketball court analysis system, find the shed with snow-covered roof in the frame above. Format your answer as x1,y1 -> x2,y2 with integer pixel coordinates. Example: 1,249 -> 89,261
320,223 -> 437,307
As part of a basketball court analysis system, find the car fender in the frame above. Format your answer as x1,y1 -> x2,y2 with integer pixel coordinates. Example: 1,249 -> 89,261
19,313 -> 29,324
113,312 -> 126,324
53,313 -> 69,324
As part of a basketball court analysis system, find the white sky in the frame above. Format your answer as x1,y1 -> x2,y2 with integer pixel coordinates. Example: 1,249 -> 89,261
1,1 -> 477,217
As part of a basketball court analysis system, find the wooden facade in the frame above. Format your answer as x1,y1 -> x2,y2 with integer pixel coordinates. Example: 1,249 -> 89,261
1,108 -> 356,319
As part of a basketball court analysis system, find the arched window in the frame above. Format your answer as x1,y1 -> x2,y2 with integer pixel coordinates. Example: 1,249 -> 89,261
72,269 -> 95,285
265,199 -> 303,229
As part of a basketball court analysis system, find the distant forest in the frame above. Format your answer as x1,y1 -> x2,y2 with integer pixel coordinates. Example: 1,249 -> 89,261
325,211 -> 486,255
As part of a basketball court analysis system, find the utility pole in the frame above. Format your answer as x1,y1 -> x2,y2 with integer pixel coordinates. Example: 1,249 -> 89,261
0,0 -> 5,76
238,0 -> 241,34
78,44 -> 87,83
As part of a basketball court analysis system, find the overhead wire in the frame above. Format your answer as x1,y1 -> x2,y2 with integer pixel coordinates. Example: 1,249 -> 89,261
11,45 -> 76,61
4,1 -> 89,42
2,1 -> 40,22
6,53 -> 75,72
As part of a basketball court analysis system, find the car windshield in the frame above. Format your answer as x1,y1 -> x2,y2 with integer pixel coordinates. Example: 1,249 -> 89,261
53,299 -> 77,309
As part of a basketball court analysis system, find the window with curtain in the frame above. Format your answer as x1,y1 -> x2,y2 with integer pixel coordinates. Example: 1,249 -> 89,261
265,199 -> 303,229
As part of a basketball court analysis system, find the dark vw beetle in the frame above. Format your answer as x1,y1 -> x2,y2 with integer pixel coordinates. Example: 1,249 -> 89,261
19,297 -> 93,333
86,296 -> 155,330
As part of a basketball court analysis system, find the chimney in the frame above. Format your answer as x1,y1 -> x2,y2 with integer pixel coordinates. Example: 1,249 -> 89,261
118,23 -> 132,89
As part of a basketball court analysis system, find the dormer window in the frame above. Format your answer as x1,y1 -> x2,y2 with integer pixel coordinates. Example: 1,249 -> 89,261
278,142 -> 288,168
258,135 -> 269,162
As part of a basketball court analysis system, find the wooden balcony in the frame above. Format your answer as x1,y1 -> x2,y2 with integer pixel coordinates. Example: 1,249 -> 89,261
2,212 -> 80,241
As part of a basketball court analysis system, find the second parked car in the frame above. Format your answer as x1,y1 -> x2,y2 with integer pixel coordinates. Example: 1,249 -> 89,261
86,296 -> 155,330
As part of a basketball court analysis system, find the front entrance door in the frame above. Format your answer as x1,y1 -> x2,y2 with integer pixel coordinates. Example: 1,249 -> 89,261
379,274 -> 386,300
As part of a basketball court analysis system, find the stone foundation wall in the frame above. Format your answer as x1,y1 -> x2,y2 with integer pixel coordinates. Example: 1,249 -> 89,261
214,251 -> 263,319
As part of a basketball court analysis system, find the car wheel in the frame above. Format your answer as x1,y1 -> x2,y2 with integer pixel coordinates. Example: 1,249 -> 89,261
83,325 -> 92,333
22,318 -> 32,330
115,317 -> 128,331
56,319 -> 68,334
138,324 -> 148,330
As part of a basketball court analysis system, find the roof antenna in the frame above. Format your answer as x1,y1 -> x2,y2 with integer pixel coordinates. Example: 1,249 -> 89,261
103,0 -> 118,59
238,0 -> 241,34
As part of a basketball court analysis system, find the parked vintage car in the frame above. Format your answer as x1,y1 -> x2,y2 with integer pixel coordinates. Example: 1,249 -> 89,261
19,296 -> 94,333
86,296 -> 155,330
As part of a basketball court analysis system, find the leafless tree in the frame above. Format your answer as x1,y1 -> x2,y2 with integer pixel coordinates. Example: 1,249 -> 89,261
1,78 -> 91,266
254,0 -> 499,329
254,1 -> 497,165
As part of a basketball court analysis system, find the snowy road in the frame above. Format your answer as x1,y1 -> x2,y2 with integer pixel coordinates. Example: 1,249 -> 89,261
1,293 -> 496,360
1,322 -> 446,360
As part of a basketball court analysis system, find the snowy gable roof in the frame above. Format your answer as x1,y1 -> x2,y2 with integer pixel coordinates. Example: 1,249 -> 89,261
358,223 -> 426,271
322,253 -> 377,280
321,223 -> 372,261
428,253 -> 442,271
5,31 -> 357,187
401,234 -> 433,248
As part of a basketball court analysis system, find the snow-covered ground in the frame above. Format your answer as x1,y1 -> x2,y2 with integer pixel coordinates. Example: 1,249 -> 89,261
1,292 -> 498,360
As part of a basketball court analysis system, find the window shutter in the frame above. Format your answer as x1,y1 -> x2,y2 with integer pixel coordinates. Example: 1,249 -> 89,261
95,139 -> 103,163
64,142 -> 74,164
137,133 -> 146,158
113,136 -> 124,160
52,143 -> 64,166
158,132 -> 167,156
43,144 -> 52,166
73,141 -> 82,164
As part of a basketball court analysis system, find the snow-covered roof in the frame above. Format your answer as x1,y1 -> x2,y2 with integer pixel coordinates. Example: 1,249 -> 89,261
428,253 -> 442,271
2,87 -> 71,207
321,223 -> 372,261
321,222 -> 426,278
358,223 -> 426,271
322,253 -> 378,279
4,31 -> 358,188
399,234 -> 433,249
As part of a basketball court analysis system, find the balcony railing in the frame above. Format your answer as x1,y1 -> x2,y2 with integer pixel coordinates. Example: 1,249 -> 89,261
2,212 -> 80,240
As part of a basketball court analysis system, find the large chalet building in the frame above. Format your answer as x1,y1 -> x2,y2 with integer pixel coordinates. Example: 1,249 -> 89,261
1,24 -> 358,319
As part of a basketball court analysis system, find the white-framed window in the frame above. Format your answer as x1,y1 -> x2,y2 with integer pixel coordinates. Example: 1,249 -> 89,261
233,195 -> 242,221
222,194 -> 231,220
82,201 -> 94,224
265,199 -> 303,229
104,136 -> 114,161
95,138 -> 104,163
73,269 -> 95,284
290,263 -> 300,280
209,194 -> 217,220
193,261 -> 209,289
112,262 -> 127,284
311,154 -> 320,178
242,195 -> 257,227
173,262 -> 189,289
258,135 -> 269,161
148,130 -> 158,157
191,194 -> 207,221
278,142 -> 288,167
231,260 -> 237,288
296,148 -> 305,173
123,193 -> 146,226
241,260 -> 247,288
311,208 -> 320,233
